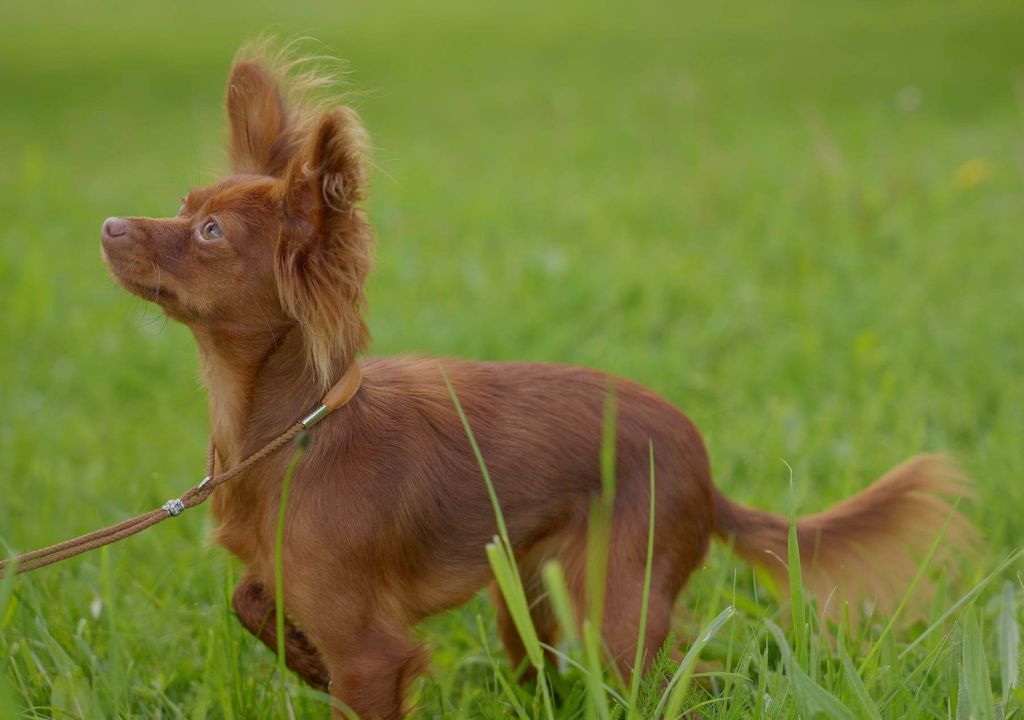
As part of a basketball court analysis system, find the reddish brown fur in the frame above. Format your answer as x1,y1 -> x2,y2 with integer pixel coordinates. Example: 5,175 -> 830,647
99,44 -> 973,719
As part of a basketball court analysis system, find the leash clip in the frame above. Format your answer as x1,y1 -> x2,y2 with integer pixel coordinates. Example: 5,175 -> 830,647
300,403 -> 329,428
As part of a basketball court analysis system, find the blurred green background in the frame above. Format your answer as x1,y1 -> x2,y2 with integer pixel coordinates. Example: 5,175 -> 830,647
1,0 -> 1023,716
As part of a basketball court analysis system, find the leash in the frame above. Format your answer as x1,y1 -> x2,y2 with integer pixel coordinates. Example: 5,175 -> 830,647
0,364 -> 363,576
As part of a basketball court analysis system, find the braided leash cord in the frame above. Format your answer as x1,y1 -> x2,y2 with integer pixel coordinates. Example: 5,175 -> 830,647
0,424 -> 304,576
0,364 -> 362,577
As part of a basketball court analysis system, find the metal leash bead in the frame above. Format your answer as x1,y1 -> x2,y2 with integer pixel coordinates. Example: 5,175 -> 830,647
162,498 -> 186,517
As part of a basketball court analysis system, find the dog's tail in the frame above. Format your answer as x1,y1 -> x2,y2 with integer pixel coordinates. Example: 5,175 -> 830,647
712,454 -> 974,612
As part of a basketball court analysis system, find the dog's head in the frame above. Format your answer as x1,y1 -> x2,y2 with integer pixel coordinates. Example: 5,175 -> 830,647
101,48 -> 372,387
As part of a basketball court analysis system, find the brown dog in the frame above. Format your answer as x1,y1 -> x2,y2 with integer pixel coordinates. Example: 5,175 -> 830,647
100,45 -> 970,719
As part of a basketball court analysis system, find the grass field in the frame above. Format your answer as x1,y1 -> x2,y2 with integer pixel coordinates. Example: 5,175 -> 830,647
2,0 -> 1024,717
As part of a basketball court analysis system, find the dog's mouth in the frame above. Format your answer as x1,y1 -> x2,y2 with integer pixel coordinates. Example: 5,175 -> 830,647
122,278 -> 177,303
102,252 -> 177,304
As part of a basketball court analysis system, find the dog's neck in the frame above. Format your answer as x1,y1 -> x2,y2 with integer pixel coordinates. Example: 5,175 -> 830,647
191,322 -> 321,468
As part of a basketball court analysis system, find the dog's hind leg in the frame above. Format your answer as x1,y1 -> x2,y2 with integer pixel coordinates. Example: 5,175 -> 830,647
232,575 -> 331,691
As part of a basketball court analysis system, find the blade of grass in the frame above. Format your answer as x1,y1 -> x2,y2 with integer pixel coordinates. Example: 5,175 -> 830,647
858,504 -> 960,675
837,631 -> 882,720
538,642 -> 629,706
475,615 -> 530,720
444,369 -> 555,720
876,564 -> 1022,715
219,561 -> 241,719
443,366 -> 542,667
899,550 -> 1024,660
582,620 -> 611,720
541,560 -> 578,647
580,386 -> 619,720
999,581 -> 1019,704
654,606 -> 735,720
962,609 -> 996,720
586,385 -> 618,640
274,433 -> 309,720
957,662 -> 969,720
486,541 -> 543,672
0,561 -> 15,716
783,461 -> 808,669
442,367 -> 512,549
764,621 -> 857,720
625,441 -> 657,720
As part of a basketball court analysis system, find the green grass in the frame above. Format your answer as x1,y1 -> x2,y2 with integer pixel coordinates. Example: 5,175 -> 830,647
2,0 -> 1024,716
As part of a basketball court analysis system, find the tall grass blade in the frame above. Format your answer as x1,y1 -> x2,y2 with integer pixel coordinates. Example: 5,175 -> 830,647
858,504 -> 959,675
537,642 -> 629,706
445,370 -> 555,720
475,615 -> 530,720
486,541 -> 543,671
582,620 -> 611,720
962,609 -> 996,720
655,606 -> 735,720
900,550 -> 1024,659
765,621 -> 856,720
586,386 -> 618,640
958,663 -> 970,720
274,434 -> 308,720
783,463 -> 809,667
0,562 -> 16,716
442,367 -> 512,548
837,635 -> 882,720
625,441 -> 657,720
541,560 -> 579,646
999,581 -> 1019,704
580,387 -> 619,720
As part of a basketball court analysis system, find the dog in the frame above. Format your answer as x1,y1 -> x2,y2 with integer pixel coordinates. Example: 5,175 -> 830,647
100,43 -> 972,719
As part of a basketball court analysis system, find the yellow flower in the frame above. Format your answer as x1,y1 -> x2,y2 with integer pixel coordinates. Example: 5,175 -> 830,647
954,158 -> 991,189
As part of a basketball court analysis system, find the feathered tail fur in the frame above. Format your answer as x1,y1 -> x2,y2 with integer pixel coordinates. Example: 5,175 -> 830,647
713,454 -> 975,613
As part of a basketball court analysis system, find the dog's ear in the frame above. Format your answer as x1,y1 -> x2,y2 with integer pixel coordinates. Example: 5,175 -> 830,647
281,108 -> 368,221
277,108 -> 373,388
225,60 -> 294,176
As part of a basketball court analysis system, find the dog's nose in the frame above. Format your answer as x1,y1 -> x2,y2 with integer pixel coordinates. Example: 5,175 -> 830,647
102,217 -> 128,240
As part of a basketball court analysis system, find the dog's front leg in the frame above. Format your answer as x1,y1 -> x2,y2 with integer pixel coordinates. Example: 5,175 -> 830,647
231,575 -> 331,691
312,623 -> 427,720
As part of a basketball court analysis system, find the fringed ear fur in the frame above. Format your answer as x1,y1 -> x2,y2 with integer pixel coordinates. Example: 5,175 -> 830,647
276,108 -> 374,388
225,40 -> 337,177
226,60 -> 295,176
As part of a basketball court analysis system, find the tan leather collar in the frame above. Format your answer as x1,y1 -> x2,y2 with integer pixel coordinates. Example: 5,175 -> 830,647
322,363 -> 363,411
300,363 -> 363,428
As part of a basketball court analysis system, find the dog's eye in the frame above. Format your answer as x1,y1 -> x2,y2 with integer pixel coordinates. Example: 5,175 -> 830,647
199,220 -> 224,242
